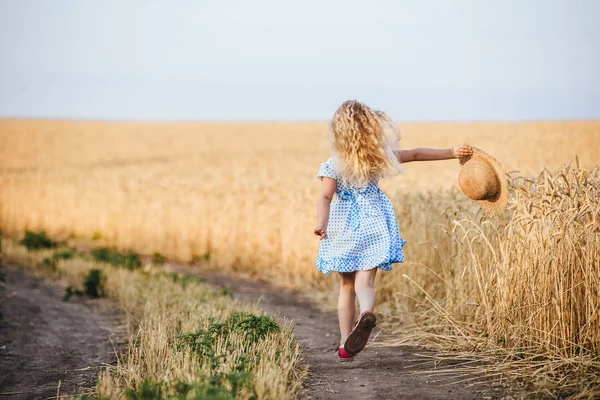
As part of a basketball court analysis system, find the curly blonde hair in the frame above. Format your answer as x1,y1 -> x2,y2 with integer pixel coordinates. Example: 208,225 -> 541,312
375,109 -> 402,143
330,100 -> 402,186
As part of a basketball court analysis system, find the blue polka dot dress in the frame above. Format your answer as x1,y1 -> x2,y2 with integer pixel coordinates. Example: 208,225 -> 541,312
316,157 -> 406,275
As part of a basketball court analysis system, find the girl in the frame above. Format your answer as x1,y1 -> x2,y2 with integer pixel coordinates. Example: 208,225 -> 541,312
314,100 -> 472,360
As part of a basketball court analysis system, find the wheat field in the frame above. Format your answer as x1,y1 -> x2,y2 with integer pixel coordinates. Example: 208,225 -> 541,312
1,120 -> 597,271
1,119 -> 600,395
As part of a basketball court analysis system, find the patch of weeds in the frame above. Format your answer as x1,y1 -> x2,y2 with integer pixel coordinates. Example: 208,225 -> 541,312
176,312 -> 280,398
151,253 -> 166,265
40,257 -> 57,273
126,379 -> 241,400
91,247 -> 142,270
156,271 -> 207,289
125,252 -> 142,270
64,268 -> 105,300
90,247 -> 117,264
157,271 -> 180,283
53,247 -> 76,260
125,379 -> 164,400
221,371 -> 255,397
174,380 -> 235,400
228,312 -> 280,343
91,231 -> 103,240
40,247 -> 77,274
82,268 -> 104,298
220,287 -> 233,298
177,274 -> 207,288
177,330 -> 216,363
176,312 -> 280,397
178,312 -> 280,355
19,231 -> 56,250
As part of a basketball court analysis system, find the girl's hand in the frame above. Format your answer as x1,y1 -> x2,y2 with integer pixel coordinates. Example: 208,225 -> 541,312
451,144 -> 473,158
314,227 -> 328,240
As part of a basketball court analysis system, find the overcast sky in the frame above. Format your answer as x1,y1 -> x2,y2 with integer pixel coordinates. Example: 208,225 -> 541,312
0,0 -> 599,121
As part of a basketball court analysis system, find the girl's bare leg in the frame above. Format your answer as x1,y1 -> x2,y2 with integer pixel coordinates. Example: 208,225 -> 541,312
338,272 -> 356,346
355,268 -> 378,313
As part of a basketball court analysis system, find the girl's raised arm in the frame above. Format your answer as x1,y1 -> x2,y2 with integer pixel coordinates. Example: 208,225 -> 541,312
394,145 -> 472,163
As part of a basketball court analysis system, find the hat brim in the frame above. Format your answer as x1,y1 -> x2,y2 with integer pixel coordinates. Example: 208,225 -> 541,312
459,147 -> 509,213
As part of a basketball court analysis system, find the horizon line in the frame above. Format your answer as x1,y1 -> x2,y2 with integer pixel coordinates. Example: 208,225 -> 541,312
2,116 -> 599,125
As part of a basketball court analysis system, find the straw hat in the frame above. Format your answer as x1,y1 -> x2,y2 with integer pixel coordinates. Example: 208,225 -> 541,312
458,147 -> 508,213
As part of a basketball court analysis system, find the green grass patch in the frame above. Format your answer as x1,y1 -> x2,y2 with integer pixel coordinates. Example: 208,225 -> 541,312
151,253 -> 166,266
40,247 -> 77,274
125,379 -> 164,400
52,247 -> 76,260
41,257 -> 58,273
19,231 -> 57,251
65,268 -> 105,300
91,247 -> 142,270
156,271 -> 207,289
82,268 -> 104,298
175,312 -> 280,398
177,312 -> 280,357
125,378 -> 244,400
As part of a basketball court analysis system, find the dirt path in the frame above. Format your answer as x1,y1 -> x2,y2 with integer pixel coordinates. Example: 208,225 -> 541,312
0,261 -> 506,399
165,264 -> 506,400
0,267 -> 122,399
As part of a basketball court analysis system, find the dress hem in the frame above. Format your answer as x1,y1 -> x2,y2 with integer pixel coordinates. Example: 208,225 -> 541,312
316,251 -> 405,276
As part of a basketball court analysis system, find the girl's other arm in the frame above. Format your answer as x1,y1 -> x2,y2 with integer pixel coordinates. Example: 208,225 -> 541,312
394,145 -> 472,163
314,177 -> 337,240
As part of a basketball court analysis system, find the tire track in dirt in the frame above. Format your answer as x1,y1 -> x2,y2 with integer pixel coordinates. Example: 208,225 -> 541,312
165,264 -> 507,400
0,267 -> 123,399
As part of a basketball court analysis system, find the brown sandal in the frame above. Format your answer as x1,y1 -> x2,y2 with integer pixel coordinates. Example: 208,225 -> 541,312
344,311 -> 377,355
